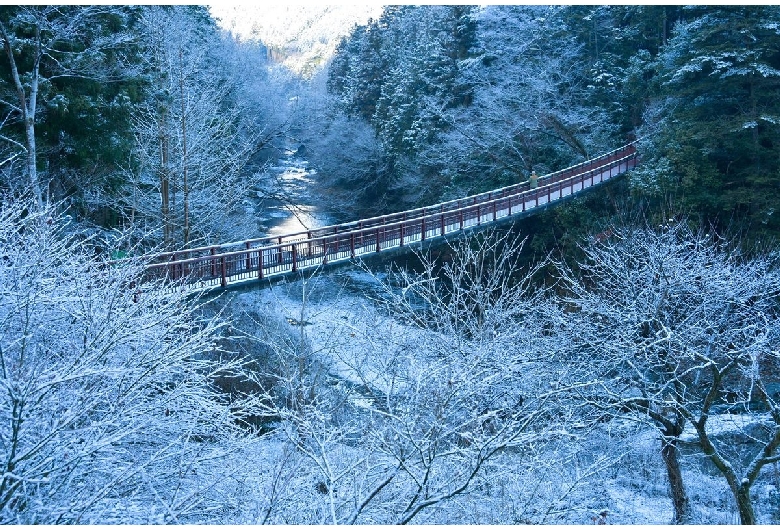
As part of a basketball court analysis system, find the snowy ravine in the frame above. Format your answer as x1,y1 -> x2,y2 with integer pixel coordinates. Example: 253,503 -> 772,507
209,269 -> 780,525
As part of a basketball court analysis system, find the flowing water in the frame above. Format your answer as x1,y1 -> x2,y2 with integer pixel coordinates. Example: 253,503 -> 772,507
255,146 -> 333,238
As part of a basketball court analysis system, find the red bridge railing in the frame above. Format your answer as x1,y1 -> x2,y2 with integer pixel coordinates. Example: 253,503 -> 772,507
141,142 -> 638,291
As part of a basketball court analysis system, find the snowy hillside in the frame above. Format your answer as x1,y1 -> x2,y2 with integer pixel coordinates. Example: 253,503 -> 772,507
209,4 -> 384,75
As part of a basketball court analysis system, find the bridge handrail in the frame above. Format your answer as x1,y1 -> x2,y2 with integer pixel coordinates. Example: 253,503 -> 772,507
147,141 -> 637,263
143,148 -> 638,274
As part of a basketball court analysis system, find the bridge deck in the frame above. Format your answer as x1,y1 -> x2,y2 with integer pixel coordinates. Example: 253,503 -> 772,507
141,143 -> 638,293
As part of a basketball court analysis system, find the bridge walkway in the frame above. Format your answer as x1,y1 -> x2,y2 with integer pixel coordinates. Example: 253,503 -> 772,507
142,142 -> 638,293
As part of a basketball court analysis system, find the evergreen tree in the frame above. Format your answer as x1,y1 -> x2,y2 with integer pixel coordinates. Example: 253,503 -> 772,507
0,6 -> 140,212
641,6 -> 780,238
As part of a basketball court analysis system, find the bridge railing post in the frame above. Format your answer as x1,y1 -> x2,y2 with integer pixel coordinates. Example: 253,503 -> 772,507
220,254 -> 227,288
292,244 -> 298,272
400,222 -> 404,246
375,227 -> 381,252
245,241 -> 251,273
350,233 -> 356,259
258,248 -> 264,279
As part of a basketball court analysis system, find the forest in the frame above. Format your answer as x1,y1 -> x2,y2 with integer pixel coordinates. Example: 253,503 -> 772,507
0,4 -> 779,524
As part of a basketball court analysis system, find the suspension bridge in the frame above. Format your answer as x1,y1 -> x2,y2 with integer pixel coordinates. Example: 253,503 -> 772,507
142,142 -> 638,292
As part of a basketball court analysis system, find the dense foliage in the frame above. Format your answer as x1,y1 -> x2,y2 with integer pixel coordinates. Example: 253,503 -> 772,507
0,6 -> 282,250
320,5 -> 780,244
640,7 -> 780,239
3,5 -> 780,244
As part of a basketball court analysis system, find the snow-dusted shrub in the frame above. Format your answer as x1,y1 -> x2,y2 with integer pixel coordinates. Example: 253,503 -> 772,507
0,196 -> 242,523
230,230 -> 577,524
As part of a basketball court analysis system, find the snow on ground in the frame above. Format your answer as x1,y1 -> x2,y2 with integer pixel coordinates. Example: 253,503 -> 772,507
679,412 -> 773,443
219,269 -> 780,524
229,267 -> 437,398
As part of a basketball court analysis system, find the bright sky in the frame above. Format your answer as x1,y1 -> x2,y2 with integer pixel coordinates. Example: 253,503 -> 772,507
209,4 -> 383,43
208,4 -> 384,74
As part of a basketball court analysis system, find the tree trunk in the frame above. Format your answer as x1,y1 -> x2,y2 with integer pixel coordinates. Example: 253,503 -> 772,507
179,47 -> 190,247
159,123 -> 171,249
1,21 -> 44,210
661,432 -> 689,524
23,116 -> 42,209
695,415 -> 760,525
735,482 -> 756,525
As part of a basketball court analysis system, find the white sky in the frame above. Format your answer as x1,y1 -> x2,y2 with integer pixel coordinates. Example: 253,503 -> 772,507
208,4 -> 384,74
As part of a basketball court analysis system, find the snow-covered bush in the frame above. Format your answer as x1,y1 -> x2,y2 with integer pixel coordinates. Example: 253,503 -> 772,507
230,230 -> 575,524
0,196 -> 243,523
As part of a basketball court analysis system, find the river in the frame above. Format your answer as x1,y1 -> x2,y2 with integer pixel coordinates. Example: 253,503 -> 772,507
254,145 -> 333,238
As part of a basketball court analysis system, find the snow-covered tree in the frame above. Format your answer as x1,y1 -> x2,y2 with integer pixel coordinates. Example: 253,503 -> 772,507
639,6 -> 780,238
324,5 -> 476,210
125,6 -> 270,249
419,5 -> 622,196
0,6 -> 135,210
558,219 -> 780,524
236,230 -> 576,523
0,194 -> 247,522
